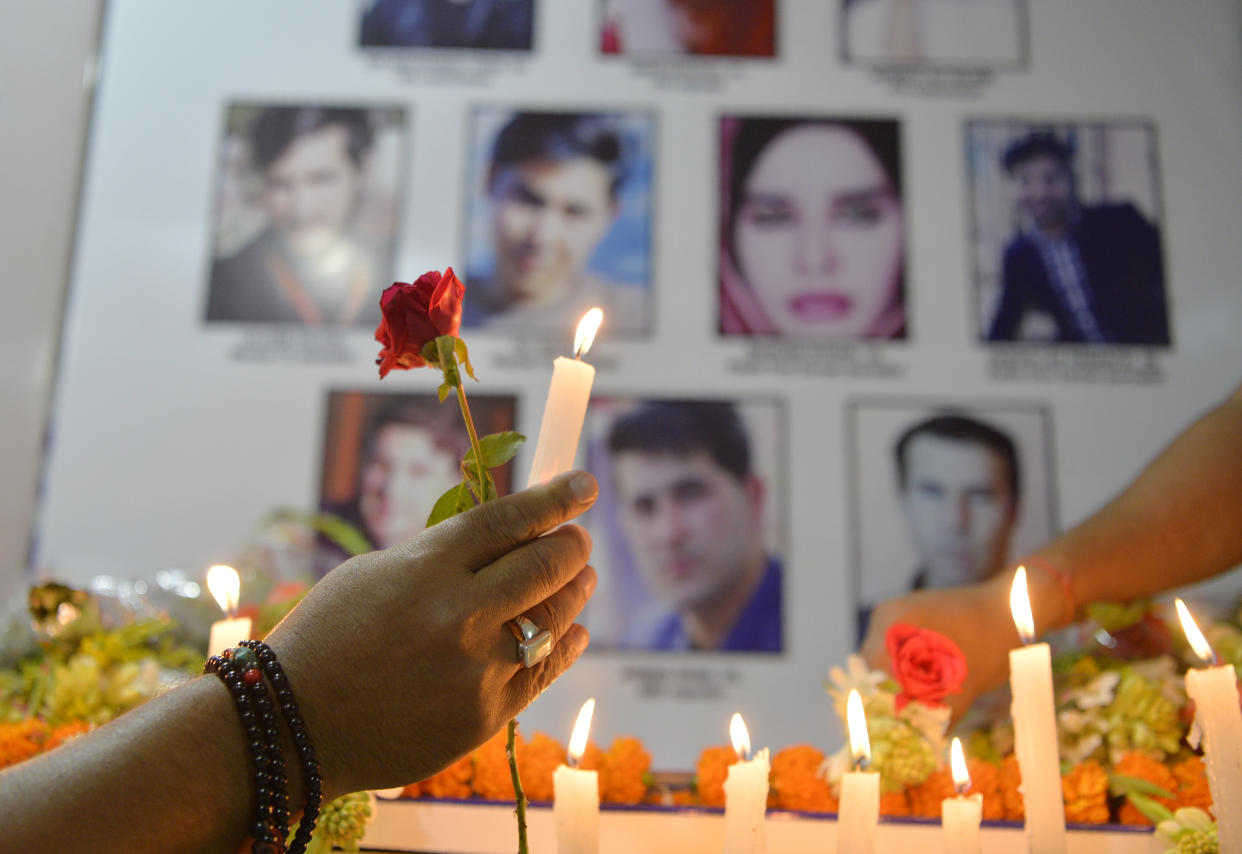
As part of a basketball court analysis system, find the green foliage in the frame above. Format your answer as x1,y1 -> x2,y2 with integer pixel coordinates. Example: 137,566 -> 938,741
426,481 -> 476,528
464,431 -> 526,470
268,509 -> 372,557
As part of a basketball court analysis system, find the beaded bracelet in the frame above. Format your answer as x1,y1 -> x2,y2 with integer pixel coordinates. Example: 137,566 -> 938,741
239,640 -> 323,854
205,649 -> 290,852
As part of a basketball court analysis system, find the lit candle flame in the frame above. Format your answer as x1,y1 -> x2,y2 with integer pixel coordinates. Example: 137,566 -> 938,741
567,698 -> 595,767
846,689 -> 871,768
1010,565 -> 1035,645
1175,598 -> 1217,667
950,737 -> 971,795
729,712 -> 751,762
573,308 -> 604,360
206,564 -> 240,617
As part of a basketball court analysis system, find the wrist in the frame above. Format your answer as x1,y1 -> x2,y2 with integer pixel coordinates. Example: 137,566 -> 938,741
1018,555 -> 1077,632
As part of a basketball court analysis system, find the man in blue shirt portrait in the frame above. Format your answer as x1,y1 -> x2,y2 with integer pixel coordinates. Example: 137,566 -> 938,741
606,400 -> 782,653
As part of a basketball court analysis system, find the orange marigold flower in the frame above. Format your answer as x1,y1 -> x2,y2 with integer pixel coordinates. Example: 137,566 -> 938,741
0,720 -> 47,770
998,755 -> 1024,821
1171,755 -> 1214,814
907,768 -> 956,819
399,780 -> 424,799
518,732 -> 566,803
43,721 -> 91,751
1062,760 -> 1110,824
671,788 -> 699,807
576,739 -> 605,772
422,754 -> 472,800
965,758 -> 1005,822
879,790 -> 911,817
695,745 -> 738,808
473,729 -> 524,801
768,745 -> 837,813
1113,751 -> 1176,826
599,736 -> 652,805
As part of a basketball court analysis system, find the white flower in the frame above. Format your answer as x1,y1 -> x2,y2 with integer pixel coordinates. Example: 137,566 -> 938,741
900,700 -> 951,746
1063,670 -> 1120,710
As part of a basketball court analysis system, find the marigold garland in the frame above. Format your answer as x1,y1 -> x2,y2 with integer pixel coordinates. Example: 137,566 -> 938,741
598,736 -> 651,805
1062,759 -> 1110,824
694,744 -> 738,808
767,745 -> 837,813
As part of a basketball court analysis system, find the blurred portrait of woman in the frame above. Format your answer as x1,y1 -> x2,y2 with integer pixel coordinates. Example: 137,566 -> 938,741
719,116 -> 906,340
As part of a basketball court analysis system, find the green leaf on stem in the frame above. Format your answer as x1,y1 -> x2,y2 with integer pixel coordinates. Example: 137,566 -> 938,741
454,337 -> 477,381
437,382 -> 453,403
463,462 -> 499,504
420,339 -> 441,369
426,480 -> 475,527
463,431 -> 526,470
433,335 -> 462,389
1109,773 -> 1176,800
1125,790 -> 1175,825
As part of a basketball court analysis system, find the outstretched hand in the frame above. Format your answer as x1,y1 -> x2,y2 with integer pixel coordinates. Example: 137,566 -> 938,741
266,469 -> 600,798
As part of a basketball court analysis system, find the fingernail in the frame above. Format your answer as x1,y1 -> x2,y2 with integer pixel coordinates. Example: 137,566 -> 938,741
569,471 -> 597,503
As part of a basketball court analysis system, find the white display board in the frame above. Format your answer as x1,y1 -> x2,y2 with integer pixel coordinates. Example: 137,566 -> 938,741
33,0 -> 1242,767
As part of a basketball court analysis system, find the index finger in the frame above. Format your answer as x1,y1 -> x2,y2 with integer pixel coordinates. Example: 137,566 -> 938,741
412,470 -> 598,572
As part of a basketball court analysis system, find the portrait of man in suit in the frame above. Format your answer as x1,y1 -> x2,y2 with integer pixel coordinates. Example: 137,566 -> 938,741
983,129 -> 1170,346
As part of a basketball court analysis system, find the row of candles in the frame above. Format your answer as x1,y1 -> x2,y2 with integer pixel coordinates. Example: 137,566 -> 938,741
203,558 -> 1242,852
201,311 -> 1241,850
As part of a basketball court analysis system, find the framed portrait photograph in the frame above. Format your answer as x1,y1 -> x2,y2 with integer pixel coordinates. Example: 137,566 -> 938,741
967,118 -> 1170,347
357,0 -> 536,51
461,106 -> 656,337
718,114 -> 906,340
315,390 -> 518,574
581,395 -> 786,654
848,398 -> 1057,640
598,0 -> 777,59
840,0 -> 1028,70
203,102 -> 408,328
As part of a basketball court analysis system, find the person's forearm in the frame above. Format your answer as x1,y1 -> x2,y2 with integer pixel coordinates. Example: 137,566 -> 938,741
1035,384 -> 1242,629
0,675 -> 270,853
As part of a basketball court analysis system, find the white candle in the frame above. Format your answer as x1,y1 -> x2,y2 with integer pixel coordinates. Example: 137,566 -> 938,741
1007,567 -> 1067,853
1176,599 -> 1242,850
205,564 -> 252,658
527,309 -> 602,487
941,737 -> 982,854
838,689 -> 879,854
554,698 -> 599,854
722,713 -> 769,854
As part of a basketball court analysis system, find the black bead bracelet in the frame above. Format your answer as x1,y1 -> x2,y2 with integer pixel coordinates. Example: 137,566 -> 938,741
205,650 -> 290,851
239,640 -> 323,854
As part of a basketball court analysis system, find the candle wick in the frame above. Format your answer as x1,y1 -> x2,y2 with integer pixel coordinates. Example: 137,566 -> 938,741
853,756 -> 870,773
956,782 -> 969,797
567,754 -> 578,769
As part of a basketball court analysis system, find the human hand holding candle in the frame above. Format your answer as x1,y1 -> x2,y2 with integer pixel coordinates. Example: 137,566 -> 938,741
1175,598 -> 1242,849
554,698 -> 600,854
1007,566 -> 1066,853
205,564 -> 251,658
838,689 -> 879,854
941,737 -> 981,854
722,713 -> 769,854
527,309 -> 603,487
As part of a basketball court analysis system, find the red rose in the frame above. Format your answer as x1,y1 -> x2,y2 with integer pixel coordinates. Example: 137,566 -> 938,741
375,267 -> 465,378
886,623 -> 967,711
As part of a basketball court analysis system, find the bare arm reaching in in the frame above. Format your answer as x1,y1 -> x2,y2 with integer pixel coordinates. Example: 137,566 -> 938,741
862,383 -> 1242,716
0,470 -> 601,854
